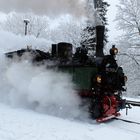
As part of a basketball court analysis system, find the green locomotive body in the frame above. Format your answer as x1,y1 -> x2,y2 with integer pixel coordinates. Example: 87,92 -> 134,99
58,65 -> 97,91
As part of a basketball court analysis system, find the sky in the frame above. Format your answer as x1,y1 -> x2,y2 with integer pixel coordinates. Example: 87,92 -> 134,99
0,0 -> 86,17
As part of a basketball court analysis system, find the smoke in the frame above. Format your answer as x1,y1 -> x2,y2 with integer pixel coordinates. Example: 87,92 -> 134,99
0,0 -> 86,17
0,28 -> 89,120
0,55 -> 88,119
0,57 -> 88,118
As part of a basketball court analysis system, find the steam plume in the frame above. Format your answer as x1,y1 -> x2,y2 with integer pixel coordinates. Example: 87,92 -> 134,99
0,57 -> 88,119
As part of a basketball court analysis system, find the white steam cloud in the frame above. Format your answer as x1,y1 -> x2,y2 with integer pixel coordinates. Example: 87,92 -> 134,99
0,29 -> 89,120
0,57 -> 88,119
0,0 -> 86,16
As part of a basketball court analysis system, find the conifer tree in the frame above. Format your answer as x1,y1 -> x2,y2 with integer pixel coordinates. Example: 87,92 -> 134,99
81,0 -> 109,50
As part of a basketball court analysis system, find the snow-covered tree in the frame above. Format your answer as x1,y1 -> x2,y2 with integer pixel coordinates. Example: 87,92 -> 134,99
2,12 -> 49,38
1,13 -> 84,48
58,20 -> 84,48
81,0 -> 96,48
116,40 -> 140,97
81,0 -> 109,49
115,0 -> 140,97
46,16 -> 85,49
116,0 -> 140,45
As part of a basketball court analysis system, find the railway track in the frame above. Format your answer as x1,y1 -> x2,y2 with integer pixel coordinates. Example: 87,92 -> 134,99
114,118 -> 140,125
113,99 -> 140,125
126,100 -> 140,107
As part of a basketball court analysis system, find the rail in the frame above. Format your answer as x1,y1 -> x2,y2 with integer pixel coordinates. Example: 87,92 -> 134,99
126,100 -> 140,107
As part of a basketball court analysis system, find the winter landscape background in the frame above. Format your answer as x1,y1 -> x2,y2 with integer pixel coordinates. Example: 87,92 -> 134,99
0,0 -> 139,140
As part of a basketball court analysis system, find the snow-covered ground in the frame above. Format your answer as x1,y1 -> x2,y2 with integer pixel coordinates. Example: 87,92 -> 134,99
0,103 -> 139,140
0,30 -> 139,140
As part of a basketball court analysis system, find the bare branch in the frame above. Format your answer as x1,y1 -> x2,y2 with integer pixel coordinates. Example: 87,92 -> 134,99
119,53 -> 140,68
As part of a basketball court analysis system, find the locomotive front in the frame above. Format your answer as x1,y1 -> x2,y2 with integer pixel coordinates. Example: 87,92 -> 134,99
89,26 -> 127,122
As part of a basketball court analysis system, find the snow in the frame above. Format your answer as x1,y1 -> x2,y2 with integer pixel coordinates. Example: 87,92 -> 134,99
125,97 -> 140,102
0,103 -> 139,140
0,30 -> 139,140
0,30 -> 53,54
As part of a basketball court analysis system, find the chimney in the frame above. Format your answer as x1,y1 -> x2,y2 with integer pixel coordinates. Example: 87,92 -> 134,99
95,25 -> 105,57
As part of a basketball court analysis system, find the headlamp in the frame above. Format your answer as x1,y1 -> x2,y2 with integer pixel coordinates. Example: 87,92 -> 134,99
113,48 -> 118,55
96,75 -> 102,83
110,45 -> 118,55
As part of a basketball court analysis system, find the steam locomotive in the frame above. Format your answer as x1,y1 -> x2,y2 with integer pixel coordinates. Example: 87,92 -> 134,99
5,25 -> 127,122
